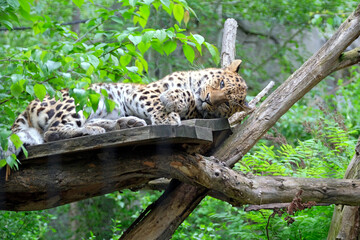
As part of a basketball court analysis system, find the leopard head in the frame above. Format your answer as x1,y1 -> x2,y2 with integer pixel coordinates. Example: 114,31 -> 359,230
197,59 -> 249,118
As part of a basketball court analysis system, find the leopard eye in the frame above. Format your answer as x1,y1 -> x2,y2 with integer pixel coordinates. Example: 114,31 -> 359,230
220,80 -> 225,89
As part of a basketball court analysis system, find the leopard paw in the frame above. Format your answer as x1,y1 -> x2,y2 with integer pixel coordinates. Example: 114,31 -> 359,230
117,117 -> 147,129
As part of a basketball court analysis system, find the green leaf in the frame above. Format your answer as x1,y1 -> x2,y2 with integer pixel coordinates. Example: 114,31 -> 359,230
183,44 -> 195,64
142,31 -> 155,44
21,145 -> 28,158
62,44 -> 73,54
160,0 -> 170,8
88,55 -> 100,68
173,4 -> 184,25
117,32 -> 128,43
64,56 -> 74,63
45,60 -> 61,72
192,34 -> 204,45
89,93 -> 100,112
139,57 -> 148,72
80,62 -> 91,70
19,0 -> 30,13
10,134 -> 22,149
126,66 -> 138,73
10,81 -> 24,98
1,20 -> 13,30
151,40 -> 164,55
72,0 -> 84,8
163,40 -> 177,56
44,82 -> 55,98
100,70 -> 107,79
86,65 -> 94,76
0,159 -> 6,168
24,50 -> 31,59
101,89 -> 108,97
25,84 -> 35,96
129,0 -> 138,7
105,99 -> 116,113
143,0 -> 154,5
111,55 -> 119,66
7,0 -> 20,9
34,83 -> 47,101
204,42 -> 220,65
127,72 -> 142,83
139,5 -> 150,23
155,29 -> 167,43
128,35 -> 142,46
137,41 -> 151,54
133,15 -> 147,28
120,54 -> 132,66
6,155 -> 17,169
135,59 -> 143,73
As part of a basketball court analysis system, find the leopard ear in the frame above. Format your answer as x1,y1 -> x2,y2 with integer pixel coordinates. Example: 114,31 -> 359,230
226,59 -> 242,73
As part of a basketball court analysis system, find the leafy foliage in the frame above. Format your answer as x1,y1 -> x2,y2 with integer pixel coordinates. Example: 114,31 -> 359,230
0,0 -> 218,169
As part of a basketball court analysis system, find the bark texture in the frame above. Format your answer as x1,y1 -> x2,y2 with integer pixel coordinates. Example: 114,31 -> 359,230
221,18 -> 238,68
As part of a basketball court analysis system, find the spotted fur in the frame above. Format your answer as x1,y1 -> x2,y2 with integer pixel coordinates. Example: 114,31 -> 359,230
2,60 -> 248,158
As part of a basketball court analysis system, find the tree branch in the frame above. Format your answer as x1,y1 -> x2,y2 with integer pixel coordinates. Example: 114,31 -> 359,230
333,46 -> 360,72
221,18 -> 238,68
228,80 -> 275,126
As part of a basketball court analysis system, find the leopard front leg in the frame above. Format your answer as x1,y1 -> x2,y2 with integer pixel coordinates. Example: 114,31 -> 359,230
159,88 -> 196,117
150,111 -> 181,125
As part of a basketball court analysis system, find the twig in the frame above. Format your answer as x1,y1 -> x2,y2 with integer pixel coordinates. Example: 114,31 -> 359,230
266,212 -> 274,240
250,25 -> 307,71
0,96 -> 15,106
0,19 -> 89,32
245,202 -> 331,211
74,21 -> 103,44
0,59 -> 29,62
228,80 -> 275,126
100,46 -> 123,57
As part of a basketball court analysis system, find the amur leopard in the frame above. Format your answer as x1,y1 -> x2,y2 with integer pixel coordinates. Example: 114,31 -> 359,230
2,59 -> 248,158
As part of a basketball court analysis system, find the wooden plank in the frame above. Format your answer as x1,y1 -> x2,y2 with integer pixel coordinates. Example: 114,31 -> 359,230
20,118 -> 230,161
21,125 -> 212,161
181,118 -> 230,131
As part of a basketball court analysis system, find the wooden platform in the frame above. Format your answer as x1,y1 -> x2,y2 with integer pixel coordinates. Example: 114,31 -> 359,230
1,118 -> 231,211
20,118 -> 231,161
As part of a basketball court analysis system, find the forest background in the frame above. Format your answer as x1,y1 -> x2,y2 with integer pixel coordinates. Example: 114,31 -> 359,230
1,0 -> 360,239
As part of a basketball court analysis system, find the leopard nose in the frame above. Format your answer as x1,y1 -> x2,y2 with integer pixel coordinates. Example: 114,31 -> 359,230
205,93 -> 212,105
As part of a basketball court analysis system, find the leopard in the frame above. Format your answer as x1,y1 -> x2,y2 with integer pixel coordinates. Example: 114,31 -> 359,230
1,59 -> 248,159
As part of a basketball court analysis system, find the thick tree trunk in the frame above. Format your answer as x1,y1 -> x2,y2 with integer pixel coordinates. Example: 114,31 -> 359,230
120,5 -> 360,239
327,136 -> 360,240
